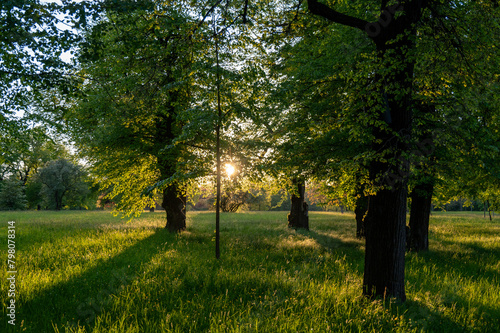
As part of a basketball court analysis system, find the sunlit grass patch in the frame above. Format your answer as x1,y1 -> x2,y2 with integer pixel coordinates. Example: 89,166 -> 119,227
0,210 -> 498,332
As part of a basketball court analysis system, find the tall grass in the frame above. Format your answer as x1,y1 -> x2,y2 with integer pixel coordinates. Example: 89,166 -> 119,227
1,210 -> 499,332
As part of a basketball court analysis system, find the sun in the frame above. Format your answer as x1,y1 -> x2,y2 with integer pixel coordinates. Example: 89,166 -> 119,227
225,163 -> 235,177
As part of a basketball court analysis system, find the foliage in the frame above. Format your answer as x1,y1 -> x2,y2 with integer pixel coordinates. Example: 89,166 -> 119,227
411,0 -> 500,213
220,188 -> 250,212
0,126 -> 69,184
25,174 -> 44,209
64,0 -> 223,218
0,0 -> 80,141
235,1 -> 380,208
2,0 -> 499,311
35,158 -> 89,210
0,177 -> 27,210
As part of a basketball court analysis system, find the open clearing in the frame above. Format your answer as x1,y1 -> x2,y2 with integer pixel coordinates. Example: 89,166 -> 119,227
1,211 -> 499,332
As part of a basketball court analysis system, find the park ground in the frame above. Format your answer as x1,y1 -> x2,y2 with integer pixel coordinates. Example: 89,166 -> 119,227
0,210 -> 499,332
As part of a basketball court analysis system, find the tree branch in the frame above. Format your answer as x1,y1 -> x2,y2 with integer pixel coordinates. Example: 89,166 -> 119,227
190,0 -> 225,37
242,0 -> 249,23
306,0 -> 368,32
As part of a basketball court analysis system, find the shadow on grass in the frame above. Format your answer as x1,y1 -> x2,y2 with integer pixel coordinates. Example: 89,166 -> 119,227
400,299 -> 472,333
305,229 -> 363,251
292,229 -> 366,278
139,259 -> 300,332
426,239 -> 500,287
15,227 -> 177,333
403,241 -> 500,332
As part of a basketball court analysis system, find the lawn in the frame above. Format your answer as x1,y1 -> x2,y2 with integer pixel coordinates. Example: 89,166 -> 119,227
1,210 -> 499,332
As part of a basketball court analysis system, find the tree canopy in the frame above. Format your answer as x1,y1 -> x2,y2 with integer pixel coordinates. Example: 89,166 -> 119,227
2,0 -> 499,303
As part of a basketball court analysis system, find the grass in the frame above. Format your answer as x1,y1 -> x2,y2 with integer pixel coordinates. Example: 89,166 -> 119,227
0,210 -> 499,332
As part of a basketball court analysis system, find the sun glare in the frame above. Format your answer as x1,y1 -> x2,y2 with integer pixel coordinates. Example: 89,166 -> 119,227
225,163 -> 235,177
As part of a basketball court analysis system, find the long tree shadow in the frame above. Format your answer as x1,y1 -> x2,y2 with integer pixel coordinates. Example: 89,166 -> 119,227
424,238 -> 500,287
138,259 -> 300,332
296,229 -> 365,275
403,239 -> 500,332
305,229 -> 363,251
17,227 -> 177,333
401,283 -> 500,332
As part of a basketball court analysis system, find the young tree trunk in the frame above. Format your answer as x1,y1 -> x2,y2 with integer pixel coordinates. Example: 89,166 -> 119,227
354,195 -> 368,238
288,180 -> 309,230
162,184 -> 186,232
408,181 -> 434,251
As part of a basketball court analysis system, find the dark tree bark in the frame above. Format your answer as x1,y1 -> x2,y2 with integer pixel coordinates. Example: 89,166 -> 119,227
162,184 -> 186,232
408,103 -> 436,252
408,181 -> 434,251
156,109 -> 186,232
288,180 -> 309,230
220,190 -> 249,212
354,195 -> 368,238
363,185 -> 408,301
55,189 -> 66,210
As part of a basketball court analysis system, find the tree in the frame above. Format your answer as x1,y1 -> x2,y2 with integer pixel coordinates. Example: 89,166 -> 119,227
406,103 -> 437,251
241,1 -> 378,232
36,159 -> 87,210
1,0 -> 79,137
64,0 -> 226,231
302,0 -> 500,300
220,189 -> 250,212
0,177 -> 27,210
0,126 -> 71,209
1,0 -> 82,213
0,127 -> 69,184
25,175 -> 44,210
407,1 -> 500,251
287,179 -> 309,229
302,0 -> 431,301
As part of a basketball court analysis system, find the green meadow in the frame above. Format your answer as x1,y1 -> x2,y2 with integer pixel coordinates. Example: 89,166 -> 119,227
1,210 -> 499,332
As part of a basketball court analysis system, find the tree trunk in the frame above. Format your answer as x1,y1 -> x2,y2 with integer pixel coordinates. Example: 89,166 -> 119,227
162,184 -> 186,232
55,190 -> 63,210
306,0 -> 428,302
408,181 -> 434,251
408,101 -> 436,252
288,180 -> 309,230
362,36 -> 414,302
354,195 -> 368,238
363,181 -> 408,301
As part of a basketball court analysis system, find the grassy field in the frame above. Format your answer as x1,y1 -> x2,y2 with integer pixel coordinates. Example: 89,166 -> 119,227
0,210 -> 499,332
